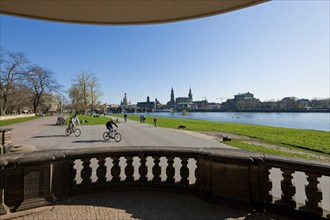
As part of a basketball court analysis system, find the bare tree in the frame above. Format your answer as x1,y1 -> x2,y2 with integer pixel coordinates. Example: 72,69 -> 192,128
40,93 -> 59,114
68,85 -> 83,113
71,72 -> 91,114
6,83 -> 32,114
0,48 -> 29,115
70,71 -> 102,114
88,74 -> 102,115
25,65 -> 62,115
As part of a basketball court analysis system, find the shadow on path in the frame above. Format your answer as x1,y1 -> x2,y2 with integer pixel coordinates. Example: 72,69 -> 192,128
72,140 -> 106,143
8,192 -> 292,220
33,135 -> 67,138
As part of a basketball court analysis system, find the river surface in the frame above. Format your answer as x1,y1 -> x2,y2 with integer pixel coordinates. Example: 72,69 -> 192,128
129,112 -> 330,131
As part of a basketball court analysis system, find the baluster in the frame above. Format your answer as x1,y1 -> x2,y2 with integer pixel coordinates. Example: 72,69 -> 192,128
96,157 -> 106,185
166,156 -> 175,184
305,173 -> 323,216
280,169 -> 296,208
266,166 -> 273,203
111,157 -> 121,183
195,157 -> 203,191
180,157 -> 189,186
152,156 -> 161,184
125,156 -> 134,183
139,155 -> 148,183
70,160 -> 77,188
80,158 -> 92,188
0,167 -> 6,215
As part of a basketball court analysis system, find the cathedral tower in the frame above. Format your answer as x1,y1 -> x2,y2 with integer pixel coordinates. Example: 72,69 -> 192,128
188,87 -> 193,101
170,87 -> 175,102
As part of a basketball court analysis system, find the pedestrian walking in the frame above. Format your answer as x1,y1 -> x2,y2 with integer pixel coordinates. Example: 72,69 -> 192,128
154,117 -> 158,127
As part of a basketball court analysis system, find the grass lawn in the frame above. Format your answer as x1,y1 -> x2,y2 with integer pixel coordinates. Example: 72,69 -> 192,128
0,116 -> 40,127
1,113 -> 329,160
114,114 -> 330,160
0,114 -> 116,127
65,114 -> 116,125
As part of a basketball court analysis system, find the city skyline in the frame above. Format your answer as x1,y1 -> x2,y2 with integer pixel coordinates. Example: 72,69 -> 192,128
119,87 -> 327,106
1,1 -> 329,104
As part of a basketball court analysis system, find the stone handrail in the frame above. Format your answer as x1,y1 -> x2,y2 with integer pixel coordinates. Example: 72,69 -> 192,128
0,147 -> 329,219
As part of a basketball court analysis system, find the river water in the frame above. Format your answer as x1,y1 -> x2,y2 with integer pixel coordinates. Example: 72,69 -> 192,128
131,112 -> 330,131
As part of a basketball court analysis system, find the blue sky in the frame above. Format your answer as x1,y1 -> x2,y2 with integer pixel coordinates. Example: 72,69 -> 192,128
1,1 -> 329,105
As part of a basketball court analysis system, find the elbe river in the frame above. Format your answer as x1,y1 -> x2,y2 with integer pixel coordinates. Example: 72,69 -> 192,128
131,112 -> 330,132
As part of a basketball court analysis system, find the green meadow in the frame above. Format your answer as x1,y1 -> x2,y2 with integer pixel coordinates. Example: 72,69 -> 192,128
115,114 -> 330,160
0,116 -> 40,126
65,114 -> 111,125
1,114 -> 329,160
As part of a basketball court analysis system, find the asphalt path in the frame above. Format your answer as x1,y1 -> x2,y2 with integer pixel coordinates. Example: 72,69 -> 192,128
6,115 -> 234,151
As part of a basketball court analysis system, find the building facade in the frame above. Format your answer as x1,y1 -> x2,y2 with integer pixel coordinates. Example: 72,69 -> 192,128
166,87 -> 196,110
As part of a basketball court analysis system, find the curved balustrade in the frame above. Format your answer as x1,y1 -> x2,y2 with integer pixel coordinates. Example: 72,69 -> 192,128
0,147 -> 329,219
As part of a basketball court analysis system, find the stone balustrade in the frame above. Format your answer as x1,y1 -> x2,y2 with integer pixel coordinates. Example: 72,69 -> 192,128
0,128 -> 13,154
0,147 -> 329,219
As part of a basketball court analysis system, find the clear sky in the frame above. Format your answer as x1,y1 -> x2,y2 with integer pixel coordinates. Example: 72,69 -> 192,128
0,0 -> 329,105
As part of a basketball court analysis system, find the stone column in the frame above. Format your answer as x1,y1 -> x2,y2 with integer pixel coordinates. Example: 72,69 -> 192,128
166,156 -> 175,184
16,164 -> 53,212
0,128 -> 13,154
305,173 -> 323,216
52,161 -> 71,200
125,156 -> 134,183
180,157 -> 189,186
0,166 -> 7,215
152,156 -> 161,184
139,155 -> 148,183
279,169 -> 296,209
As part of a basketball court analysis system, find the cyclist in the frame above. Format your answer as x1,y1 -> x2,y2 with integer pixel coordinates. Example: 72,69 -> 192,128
106,119 -> 118,133
68,113 -> 80,130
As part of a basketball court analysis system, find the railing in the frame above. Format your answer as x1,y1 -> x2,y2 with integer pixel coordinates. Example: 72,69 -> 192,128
0,147 -> 329,219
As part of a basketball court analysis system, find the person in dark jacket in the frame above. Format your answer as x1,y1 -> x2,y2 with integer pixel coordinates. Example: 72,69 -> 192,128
106,119 -> 118,132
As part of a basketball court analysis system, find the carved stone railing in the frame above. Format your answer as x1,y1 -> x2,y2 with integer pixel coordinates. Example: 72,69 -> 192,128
0,147 -> 329,219
0,128 -> 13,154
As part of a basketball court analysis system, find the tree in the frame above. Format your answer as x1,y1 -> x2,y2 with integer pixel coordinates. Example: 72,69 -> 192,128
88,74 -> 102,115
69,71 -> 102,114
40,93 -> 59,114
6,82 -> 32,114
25,65 -> 62,115
71,72 -> 91,114
0,48 -> 29,115
68,85 -> 83,113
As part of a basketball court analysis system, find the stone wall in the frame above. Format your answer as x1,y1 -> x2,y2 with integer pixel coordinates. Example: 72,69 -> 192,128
0,147 -> 329,219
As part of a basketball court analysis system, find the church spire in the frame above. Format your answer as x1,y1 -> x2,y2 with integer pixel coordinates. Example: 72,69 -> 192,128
123,93 -> 128,106
188,87 -> 193,100
170,86 -> 175,102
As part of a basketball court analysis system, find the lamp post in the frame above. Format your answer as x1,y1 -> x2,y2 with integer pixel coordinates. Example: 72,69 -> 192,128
60,95 -> 63,117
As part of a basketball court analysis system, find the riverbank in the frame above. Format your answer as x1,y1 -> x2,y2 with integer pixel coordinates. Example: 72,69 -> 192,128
187,108 -> 330,113
131,111 -> 330,131
114,114 -> 330,161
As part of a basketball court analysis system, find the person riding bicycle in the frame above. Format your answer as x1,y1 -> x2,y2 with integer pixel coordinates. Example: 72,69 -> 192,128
68,113 -> 80,130
106,119 -> 118,132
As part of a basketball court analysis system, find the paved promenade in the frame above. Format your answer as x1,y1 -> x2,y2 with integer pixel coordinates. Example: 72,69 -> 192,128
3,192 -> 292,220
1,115 -> 327,219
6,115 -> 234,151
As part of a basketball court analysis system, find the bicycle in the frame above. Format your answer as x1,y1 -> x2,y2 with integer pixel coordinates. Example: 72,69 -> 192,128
56,116 -> 66,125
103,129 -> 122,142
65,125 -> 81,137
